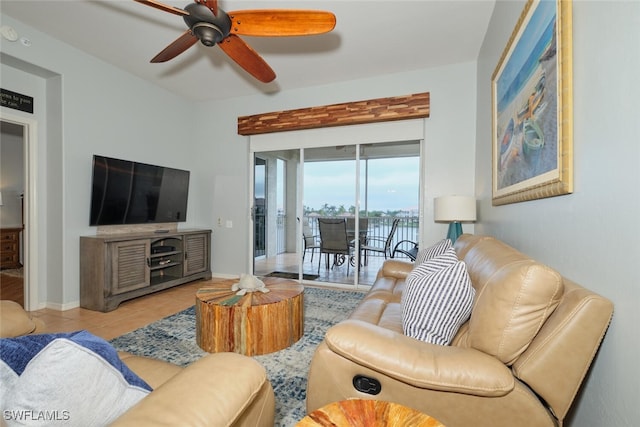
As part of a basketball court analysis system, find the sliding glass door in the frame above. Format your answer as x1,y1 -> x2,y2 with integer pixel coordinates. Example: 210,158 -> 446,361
249,118 -> 425,289
252,141 -> 420,288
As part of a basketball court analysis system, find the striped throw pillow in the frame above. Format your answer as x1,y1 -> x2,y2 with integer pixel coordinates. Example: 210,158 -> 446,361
415,239 -> 452,265
402,256 -> 475,345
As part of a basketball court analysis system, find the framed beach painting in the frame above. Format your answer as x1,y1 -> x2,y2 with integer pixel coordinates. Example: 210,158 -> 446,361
492,0 -> 573,205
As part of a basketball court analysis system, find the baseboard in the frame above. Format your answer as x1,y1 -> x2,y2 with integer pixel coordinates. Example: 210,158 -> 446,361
42,300 -> 80,311
211,272 -> 240,279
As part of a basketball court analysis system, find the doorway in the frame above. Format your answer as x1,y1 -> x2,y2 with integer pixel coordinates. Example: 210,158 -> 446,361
0,120 -> 25,306
253,152 -> 293,272
0,113 -> 37,310
252,141 -> 421,287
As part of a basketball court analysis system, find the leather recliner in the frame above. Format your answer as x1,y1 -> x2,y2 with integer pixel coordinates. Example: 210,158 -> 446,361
113,351 -> 275,427
306,234 -> 613,427
0,300 -> 275,427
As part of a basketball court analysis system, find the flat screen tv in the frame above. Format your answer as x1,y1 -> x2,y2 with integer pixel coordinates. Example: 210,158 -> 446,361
90,155 -> 190,226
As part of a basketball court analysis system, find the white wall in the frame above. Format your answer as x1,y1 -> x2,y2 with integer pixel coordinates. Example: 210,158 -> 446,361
475,1 -> 640,425
192,62 -> 478,276
1,15 -> 197,309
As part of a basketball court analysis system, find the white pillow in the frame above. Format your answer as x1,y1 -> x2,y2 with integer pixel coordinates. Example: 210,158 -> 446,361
415,238 -> 453,265
412,246 -> 458,275
402,258 -> 475,345
0,331 -> 151,427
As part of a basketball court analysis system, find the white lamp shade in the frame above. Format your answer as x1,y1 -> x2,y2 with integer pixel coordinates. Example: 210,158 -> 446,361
434,195 -> 476,222
0,192 -> 3,206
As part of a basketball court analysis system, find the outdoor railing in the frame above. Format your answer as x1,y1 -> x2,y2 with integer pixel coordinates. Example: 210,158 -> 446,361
300,215 -> 419,259
270,215 -> 419,259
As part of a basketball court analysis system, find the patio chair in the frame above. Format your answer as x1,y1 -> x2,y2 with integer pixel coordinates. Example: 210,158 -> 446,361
362,218 -> 400,265
392,239 -> 419,261
303,220 -> 321,263
346,217 -> 369,267
317,218 -> 352,275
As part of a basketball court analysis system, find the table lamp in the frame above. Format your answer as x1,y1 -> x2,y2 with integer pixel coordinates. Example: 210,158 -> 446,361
434,195 -> 476,243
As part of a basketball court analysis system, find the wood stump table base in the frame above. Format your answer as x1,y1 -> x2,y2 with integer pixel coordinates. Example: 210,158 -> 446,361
195,277 -> 304,356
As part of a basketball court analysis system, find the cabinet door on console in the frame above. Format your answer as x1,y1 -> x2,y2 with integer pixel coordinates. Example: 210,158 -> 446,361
110,239 -> 151,294
184,233 -> 210,276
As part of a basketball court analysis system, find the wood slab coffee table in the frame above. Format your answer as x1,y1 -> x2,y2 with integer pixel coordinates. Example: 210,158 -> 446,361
297,399 -> 445,426
195,277 -> 304,356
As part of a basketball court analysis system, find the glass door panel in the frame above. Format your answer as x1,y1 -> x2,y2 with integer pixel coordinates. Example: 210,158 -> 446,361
254,157 -> 266,258
252,150 -> 300,278
358,142 -> 420,274
303,145 -> 357,286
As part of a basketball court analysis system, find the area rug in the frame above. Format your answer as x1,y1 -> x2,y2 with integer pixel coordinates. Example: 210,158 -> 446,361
265,271 -> 320,281
110,286 -> 364,426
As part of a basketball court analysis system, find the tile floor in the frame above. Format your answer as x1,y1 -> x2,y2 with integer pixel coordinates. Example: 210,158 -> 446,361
29,278 -> 226,341
27,252 -> 412,341
254,251 -> 394,287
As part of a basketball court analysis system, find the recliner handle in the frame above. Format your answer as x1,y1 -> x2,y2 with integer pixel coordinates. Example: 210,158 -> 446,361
353,375 -> 381,395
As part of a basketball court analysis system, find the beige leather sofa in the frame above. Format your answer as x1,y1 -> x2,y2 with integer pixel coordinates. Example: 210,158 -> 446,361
0,301 -> 275,427
114,352 -> 275,427
307,234 -> 614,427
0,300 -> 45,338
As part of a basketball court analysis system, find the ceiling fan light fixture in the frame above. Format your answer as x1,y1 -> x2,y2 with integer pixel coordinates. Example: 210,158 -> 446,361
192,22 -> 223,46
136,0 -> 336,83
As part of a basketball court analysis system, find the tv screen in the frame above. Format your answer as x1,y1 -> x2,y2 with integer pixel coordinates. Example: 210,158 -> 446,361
90,155 -> 190,226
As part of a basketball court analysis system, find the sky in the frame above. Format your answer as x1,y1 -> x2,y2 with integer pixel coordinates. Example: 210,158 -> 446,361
496,0 -> 556,111
303,157 -> 420,212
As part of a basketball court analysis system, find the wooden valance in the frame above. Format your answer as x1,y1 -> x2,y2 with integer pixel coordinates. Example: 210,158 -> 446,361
237,92 -> 430,136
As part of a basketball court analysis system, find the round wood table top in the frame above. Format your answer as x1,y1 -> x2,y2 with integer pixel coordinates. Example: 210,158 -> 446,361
195,277 -> 303,307
297,399 -> 445,427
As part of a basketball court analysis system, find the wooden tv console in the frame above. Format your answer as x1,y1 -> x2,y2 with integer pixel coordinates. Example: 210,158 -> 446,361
80,229 -> 211,312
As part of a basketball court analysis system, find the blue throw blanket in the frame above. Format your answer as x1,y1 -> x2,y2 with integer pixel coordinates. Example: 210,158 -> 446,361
0,330 -> 151,391
1,330 -> 152,426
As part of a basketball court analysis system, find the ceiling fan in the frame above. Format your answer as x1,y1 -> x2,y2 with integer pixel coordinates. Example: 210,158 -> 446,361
134,0 -> 336,83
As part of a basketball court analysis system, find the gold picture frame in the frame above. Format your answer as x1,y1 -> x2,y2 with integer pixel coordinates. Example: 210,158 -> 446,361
492,0 -> 573,205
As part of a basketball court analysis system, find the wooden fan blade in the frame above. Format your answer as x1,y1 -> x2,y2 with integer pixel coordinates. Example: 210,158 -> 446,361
151,30 -> 198,63
217,34 -> 276,83
197,0 -> 218,16
228,10 -> 336,36
133,0 -> 189,16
